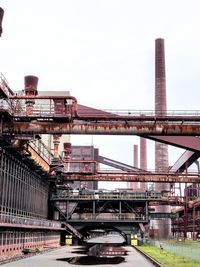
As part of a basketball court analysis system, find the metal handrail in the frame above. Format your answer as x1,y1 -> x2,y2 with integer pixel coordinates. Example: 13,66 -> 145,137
51,191 -> 165,200
0,213 -> 61,228
103,109 -> 200,117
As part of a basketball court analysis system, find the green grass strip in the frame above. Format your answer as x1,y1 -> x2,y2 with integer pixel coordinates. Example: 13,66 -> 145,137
139,244 -> 200,267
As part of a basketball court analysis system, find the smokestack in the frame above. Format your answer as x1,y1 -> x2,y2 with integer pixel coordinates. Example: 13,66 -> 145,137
24,75 -> 38,96
155,38 -> 167,115
140,137 -> 147,190
128,145 -> 139,189
155,38 -> 169,174
0,7 -> 4,37
134,144 -> 138,168
154,38 -> 171,238
24,75 -> 38,115
140,137 -> 147,170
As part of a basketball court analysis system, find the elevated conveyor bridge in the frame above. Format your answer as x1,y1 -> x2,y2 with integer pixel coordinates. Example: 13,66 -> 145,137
0,95 -> 200,135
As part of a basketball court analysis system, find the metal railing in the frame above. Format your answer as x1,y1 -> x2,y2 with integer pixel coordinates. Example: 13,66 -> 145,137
70,213 -> 148,221
28,139 -> 54,165
0,213 -> 62,229
0,72 -> 14,97
9,98 -> 74,117
103,109 -> 200,117
51,190 -> 165,200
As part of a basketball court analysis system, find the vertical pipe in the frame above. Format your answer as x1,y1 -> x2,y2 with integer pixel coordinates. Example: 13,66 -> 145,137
154,38 -> 170,239
145,201 -> 148,220
92,201 -> 95,219
192,205 -> 196,240
0,151 -> 4,211
67,200 -> 69,220
119,200 -> 122,219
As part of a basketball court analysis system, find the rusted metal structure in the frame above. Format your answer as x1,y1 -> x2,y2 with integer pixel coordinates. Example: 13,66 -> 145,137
61,144 -> 98,190
0,35 -> 200,260
1,104 -> 200,135
0,142 -> 63,260
171,185 -> 200,239
0,71 -> 200,249
59,172 -> 200,183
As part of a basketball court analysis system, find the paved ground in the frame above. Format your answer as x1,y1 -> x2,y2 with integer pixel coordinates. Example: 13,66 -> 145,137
1,246 -> 155,267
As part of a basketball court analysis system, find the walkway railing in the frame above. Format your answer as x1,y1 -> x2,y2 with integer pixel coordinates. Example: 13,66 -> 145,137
0,213 -> 62,229
51,190 -> 165,201
81,108 -> 200,117
69,213 -> 148,222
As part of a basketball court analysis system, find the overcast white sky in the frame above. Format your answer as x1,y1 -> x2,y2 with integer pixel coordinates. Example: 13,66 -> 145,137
1,0 -> 200,188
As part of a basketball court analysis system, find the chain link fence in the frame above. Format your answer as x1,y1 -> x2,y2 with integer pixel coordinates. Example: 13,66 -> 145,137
149,239 -> 200,262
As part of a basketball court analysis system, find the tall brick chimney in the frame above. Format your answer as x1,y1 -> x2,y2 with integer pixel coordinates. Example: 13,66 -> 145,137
140,137 -> 147,190
128,144 -> 139,189
154,38 -> 171,238
134,144 -> 138,168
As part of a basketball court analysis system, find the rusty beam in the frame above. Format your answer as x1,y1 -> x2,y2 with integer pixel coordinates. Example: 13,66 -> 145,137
27,145 -> 50,172
13,114 -> 200,122
98,155 -> 142,172
145,136 -> 200,172
147,136 -> 200,151
170,150 -> 200,173
3,121 -> 200,135
59,173 -> 200,183
10,95 -> 78,101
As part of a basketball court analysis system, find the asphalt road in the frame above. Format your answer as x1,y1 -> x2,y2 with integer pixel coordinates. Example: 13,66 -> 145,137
1,246 -> 155,267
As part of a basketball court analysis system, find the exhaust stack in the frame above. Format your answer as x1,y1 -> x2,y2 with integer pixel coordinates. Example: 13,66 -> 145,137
24,75 -> 38,115
154,38 -> 170,238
